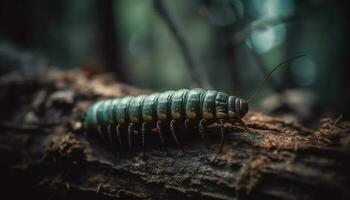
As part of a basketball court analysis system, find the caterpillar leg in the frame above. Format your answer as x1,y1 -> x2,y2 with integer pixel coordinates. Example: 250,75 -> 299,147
170,120 -> 184,152
113,124 -> 122,164
107,124 -> 120,163
156,120 -> 169,154
238,119 -> 252,134
97,125 -> 105,141
141,122 -> 147,160
219,119 -> 225,153
107,124 -> 113,144
127,123 -> 134,158
116,124 -> 122,146
199,119 -> 210,149
128,123 -> 134,149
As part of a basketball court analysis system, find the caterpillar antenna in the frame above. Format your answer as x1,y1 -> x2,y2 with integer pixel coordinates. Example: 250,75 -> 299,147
247,54 -> 307,102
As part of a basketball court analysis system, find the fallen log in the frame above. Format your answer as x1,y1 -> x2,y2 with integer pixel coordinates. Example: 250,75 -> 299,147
0,69 -> 349,200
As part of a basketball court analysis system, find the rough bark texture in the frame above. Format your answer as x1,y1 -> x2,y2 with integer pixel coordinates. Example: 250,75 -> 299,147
0,69 -> 349,200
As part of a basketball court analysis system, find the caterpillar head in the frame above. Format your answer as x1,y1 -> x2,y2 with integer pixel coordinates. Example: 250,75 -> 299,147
228,96 -> 248,119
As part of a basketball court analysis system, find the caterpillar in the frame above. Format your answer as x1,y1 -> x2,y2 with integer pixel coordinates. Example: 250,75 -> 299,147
81,55 -> 306,156
82,88 -> 248,154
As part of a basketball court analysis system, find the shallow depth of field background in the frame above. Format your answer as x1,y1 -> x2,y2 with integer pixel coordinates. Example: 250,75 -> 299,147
0,0 -> 349,122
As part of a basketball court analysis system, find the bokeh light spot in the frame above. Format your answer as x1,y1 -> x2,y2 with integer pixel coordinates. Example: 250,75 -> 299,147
247,24 -> 286,54
251,0 -> 295,19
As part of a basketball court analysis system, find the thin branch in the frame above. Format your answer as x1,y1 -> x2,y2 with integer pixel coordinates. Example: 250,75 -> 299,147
153,0 -> 212,89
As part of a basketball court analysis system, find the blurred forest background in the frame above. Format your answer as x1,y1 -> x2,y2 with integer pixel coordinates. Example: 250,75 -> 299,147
0,0 -> 349,123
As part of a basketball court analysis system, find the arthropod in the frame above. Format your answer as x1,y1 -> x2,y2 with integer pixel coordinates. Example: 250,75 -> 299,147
82,88 -> 248,153
81,55 -> 305,156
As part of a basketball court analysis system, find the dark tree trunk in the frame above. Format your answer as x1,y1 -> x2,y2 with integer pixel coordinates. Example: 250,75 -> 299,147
0,69 -> 349,200
97,0 -> 127,82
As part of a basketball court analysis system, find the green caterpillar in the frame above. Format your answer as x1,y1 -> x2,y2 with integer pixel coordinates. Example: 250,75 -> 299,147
81,55 -> 306,156
82,88 -> 249,153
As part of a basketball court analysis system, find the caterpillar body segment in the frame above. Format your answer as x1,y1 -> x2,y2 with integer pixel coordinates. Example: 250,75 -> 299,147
82,88 -> 249,154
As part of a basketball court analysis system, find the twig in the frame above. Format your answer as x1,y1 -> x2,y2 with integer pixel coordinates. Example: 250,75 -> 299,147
153,0 -> 212,89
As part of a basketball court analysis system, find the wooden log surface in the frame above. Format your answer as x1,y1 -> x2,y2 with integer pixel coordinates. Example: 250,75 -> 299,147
0,69 -> 349,200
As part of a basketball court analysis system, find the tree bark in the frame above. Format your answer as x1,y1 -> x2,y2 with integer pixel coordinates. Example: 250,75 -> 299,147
0,69 -> 349,200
